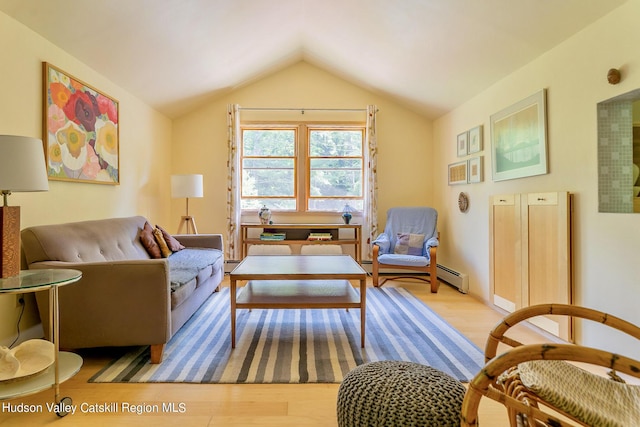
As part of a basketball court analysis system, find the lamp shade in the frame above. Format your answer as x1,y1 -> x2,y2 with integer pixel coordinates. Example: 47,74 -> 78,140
0,135 -> 49,194
342,203 -> 354,213
171,174 -> 203,198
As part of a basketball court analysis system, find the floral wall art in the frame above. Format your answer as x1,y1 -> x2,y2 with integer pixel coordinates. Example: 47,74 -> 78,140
43,62 -> 119,184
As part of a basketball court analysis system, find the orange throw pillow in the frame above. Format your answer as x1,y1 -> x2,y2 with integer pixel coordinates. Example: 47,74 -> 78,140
156,225 -> 185,252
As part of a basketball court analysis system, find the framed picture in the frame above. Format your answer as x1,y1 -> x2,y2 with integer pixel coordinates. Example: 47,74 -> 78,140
490,89 -> 547,181
448,160 -> 468,185
457,132 -> 468,157
468,125 -> 483,154
43,62 -> 120,184
468,156 -> 483,183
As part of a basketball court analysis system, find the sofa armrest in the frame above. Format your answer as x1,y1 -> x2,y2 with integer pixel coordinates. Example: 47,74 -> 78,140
29,259 -> 171,349
174,234 -> 223,251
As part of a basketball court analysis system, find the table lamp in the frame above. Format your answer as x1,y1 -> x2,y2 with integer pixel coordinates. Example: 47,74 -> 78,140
341,204 -> 354,224
0,135 -> 49,278
171,174 -> 203,234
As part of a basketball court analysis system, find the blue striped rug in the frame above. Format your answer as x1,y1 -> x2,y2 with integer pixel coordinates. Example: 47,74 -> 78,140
89,287 -> 484,384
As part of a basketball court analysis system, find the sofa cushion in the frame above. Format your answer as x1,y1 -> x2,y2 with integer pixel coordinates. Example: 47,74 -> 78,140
195,265 -> 214,287
171,278 -> 197,309
168,248 -> 223,291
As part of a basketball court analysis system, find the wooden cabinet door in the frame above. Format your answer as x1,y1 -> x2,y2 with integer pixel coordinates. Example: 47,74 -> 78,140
523,191 -> 573,341
489,194 -> 521,313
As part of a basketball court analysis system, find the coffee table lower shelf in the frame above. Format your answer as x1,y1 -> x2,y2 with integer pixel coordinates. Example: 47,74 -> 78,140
233,279 -> 365,348
236,280 -> 360,308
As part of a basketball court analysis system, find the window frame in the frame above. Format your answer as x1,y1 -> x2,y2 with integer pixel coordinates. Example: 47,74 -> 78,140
240,121 -> 365,214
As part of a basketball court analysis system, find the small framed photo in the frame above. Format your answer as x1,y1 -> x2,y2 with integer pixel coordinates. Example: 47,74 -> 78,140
457,132 -> 468,157
468,125 -> 483,154
468,156 -> 483,183
448,160 -> 468,185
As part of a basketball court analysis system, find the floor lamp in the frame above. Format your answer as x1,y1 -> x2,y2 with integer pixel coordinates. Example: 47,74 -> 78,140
0,135 -> 49,278
171,174 -> 203,234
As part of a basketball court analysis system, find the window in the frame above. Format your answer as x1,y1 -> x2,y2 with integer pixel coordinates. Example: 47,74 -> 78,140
240,123 -> 364,212
307,129 -> 363,211
241,127 -> 297,210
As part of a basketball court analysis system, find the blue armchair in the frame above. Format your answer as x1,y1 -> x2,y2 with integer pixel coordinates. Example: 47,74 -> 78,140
372,207 -> 439,292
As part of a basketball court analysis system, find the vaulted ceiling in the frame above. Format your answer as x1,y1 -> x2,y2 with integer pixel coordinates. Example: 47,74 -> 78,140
0,0 -> 627,119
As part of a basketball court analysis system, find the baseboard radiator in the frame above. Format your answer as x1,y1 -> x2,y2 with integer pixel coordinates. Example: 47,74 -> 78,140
436,264 -> 469,294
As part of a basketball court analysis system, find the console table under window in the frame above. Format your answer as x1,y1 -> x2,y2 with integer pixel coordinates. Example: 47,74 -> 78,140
240,223 -> 362,263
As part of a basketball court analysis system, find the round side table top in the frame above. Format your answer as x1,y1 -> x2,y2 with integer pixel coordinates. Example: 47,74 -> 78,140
0,269 -> 82,292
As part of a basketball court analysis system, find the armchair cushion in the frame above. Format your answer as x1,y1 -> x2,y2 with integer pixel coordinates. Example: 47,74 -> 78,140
394,233 -> 425,256
378,253 -> 430,267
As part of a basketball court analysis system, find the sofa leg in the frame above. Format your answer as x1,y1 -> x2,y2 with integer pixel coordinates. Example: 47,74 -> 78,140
150,344 -> 165,364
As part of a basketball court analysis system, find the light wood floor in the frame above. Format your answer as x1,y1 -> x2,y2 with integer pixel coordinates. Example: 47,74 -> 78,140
2,276 -> 552,426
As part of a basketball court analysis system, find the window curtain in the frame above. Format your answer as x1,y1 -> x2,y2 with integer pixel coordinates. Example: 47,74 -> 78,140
363,105 -> 378,260
226,104 -> 241,260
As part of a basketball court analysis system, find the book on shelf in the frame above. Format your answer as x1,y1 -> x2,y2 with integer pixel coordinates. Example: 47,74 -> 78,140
260,232 -> 286,241
307,232 -> 332,241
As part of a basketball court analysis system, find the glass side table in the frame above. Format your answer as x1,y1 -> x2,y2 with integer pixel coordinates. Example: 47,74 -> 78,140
0,269 -> 82,417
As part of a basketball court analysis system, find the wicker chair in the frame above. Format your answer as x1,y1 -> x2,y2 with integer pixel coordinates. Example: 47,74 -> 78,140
461,304 -> 640,427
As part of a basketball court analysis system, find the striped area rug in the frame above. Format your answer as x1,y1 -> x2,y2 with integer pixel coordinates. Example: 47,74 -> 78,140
89,287 -> 484,384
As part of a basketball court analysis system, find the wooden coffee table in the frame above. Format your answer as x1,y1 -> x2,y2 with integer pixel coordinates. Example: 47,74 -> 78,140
229,255 -> 368,348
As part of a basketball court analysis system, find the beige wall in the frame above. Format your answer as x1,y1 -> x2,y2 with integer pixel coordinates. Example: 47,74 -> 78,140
0,12 -> 172,344
172,61 -> 433,244
434,1 -> 640,357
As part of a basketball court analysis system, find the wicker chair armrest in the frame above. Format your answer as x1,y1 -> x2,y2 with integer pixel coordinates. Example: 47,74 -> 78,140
485,304 -> 640,360
461,343 -> 640,427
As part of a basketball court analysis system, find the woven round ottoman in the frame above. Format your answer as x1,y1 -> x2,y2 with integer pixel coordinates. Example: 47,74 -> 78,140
337,360 -> 466,427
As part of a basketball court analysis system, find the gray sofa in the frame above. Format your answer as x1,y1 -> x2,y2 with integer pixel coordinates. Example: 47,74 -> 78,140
20,216 -> 224,363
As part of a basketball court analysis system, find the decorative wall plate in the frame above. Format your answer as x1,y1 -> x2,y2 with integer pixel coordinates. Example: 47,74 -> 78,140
458,192 -> 469,212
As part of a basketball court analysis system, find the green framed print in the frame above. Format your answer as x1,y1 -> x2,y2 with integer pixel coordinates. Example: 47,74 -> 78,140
490,89 -> 547,181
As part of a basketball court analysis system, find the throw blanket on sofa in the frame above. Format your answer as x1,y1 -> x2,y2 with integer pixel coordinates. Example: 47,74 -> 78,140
168,248 -> 223,291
